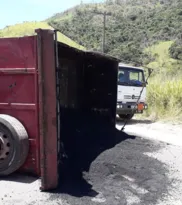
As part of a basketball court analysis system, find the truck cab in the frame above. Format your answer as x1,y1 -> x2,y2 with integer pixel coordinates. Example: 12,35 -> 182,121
117,63 -> 148,120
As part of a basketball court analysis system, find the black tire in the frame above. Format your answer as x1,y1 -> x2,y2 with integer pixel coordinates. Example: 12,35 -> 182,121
0,114 -> 29,176
119,114 -> 134,120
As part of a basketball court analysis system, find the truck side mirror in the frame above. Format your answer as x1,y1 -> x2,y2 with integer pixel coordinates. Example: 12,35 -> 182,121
148,68 -> 153,76
143,82 -> 148,86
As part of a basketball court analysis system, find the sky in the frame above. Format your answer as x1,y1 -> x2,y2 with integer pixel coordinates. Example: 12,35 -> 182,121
0,0 -> 104,29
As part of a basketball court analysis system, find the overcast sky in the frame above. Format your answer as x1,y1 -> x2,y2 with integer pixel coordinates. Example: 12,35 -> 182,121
0,0 -> 104,29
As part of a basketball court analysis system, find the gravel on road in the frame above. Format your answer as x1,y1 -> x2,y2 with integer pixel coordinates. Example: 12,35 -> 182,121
0,119 -> 182,205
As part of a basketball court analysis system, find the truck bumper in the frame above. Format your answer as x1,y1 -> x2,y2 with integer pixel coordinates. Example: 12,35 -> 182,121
116,102 -> 148,115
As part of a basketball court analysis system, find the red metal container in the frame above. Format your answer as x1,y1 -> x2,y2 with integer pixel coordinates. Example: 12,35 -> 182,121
0,29 -> 119,191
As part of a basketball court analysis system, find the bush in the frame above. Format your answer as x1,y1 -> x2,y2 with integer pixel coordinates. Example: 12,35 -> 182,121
146,76 -> 182,119
169,40 -> 182,60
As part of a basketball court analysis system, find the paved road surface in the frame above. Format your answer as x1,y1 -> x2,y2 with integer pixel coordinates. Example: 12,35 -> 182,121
0,119 -> 182,205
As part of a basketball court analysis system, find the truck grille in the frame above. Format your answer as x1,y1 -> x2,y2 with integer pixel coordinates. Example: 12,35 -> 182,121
124,95 -> 140,100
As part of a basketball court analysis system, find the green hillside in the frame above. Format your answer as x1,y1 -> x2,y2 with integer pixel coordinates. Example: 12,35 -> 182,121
146,41 -> 182,76
48,0 -> 182,66
145,42 -> 182,120
47,0 -> 182,120
0,1 -> 182,120
0,21 -> 85,50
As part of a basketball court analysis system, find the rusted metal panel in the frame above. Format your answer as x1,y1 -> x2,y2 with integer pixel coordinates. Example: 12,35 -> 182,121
36,29 -> 58,191
0,36 -> 40,175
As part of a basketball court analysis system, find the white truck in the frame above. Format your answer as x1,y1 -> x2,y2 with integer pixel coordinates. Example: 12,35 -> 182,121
117,63 -> 148,120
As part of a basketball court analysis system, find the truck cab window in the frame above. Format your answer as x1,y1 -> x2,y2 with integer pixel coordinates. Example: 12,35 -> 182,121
118,71 -> 125,82
129,71 -> 144,86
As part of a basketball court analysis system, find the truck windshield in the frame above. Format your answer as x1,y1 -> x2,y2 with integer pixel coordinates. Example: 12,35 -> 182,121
118,66 -> 145,87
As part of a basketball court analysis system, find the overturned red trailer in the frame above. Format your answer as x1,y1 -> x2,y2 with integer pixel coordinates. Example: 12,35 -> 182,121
0,29 -> 119,191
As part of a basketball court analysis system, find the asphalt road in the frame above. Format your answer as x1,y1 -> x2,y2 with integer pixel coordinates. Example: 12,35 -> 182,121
0,119 -> 182,205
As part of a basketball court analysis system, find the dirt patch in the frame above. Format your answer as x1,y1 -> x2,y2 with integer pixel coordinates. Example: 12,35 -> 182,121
49,121 -> 171,205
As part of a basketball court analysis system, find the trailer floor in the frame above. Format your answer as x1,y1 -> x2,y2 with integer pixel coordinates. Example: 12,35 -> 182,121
0,120 -> 182,205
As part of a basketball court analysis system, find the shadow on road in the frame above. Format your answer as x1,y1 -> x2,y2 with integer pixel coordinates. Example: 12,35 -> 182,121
116,116 -> 153,125
0,173 -> 37,184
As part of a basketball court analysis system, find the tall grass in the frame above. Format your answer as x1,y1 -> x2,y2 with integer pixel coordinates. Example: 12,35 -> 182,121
142,41 -> 182,121
146,75 -> 182,120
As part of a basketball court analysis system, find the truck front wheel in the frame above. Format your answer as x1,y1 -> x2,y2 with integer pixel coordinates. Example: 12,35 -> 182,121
0,115 -> 29,176
119,114 -> 134,120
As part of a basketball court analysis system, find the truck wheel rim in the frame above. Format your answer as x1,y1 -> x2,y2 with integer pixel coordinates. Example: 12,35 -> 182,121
0,132 -> 10,161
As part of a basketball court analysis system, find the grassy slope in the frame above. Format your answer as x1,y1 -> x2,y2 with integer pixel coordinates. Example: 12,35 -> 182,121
49,3 -> 182,121
47,1 -> 182,121
47,0 -> 182,63
146,41 -> 181,74
0,21 -> 85,50
0,4 -> 182,120
145,42 -> 182,120
47,6 -> 79,22
48,12 -> 73,23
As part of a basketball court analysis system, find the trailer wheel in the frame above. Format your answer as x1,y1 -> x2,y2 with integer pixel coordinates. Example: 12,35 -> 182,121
119,114 -> 134,120
0,115 -> 29,176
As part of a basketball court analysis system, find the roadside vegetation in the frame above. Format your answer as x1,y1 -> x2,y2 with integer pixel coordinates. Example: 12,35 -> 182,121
48,0 -> 182,120
0,0 -> 182,120
145,41 -> 182,120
